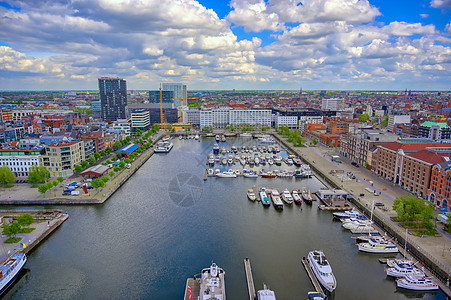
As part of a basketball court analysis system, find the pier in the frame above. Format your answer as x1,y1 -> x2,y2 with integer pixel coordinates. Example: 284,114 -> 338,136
244,257 -> 256,300
301,257 -> 326,299
183,277 -> 200,300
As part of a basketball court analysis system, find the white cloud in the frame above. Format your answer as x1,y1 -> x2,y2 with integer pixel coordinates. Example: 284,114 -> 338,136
0,46 -> 63,74
430,0 -> 451,8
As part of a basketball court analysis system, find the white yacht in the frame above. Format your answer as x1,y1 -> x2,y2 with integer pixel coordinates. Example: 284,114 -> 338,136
358,237 -> 399,254
199,262 -> 226,300
256,284 -> 276,300
247,189 -> 256,201
0,252 -> 27,296
342,219 -> 373,230
332,209 -> 360,220
281,189 -> 294,205
270,189 -> 284,209
154,141 -> 173,153
195,134 -> 199,140
307,250 -> 337,293
216,170 -> 237,178
386,261 -> 425,278
397,275 -> 439,291
386,259 -> 414,268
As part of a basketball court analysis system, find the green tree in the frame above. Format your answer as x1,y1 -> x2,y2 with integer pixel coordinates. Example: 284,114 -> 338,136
124,158 -> 131,164
17,214 -> 34,227
381,115 -> 389,127
81,161 -> 89,168
312,137 -> 318,145
106,160 -> 112,164
152,123 -> 159,132
101,176 -> 110,183
105,147 -> 113,154
100,150 -> 106,157
75,165 -> 83,172
109,171 -> 115,177
38,184 -> 48,194
91,178 -> 105,189
113,166 -> 121,172
359,113 -> 370,123
57,177 -> 64,183
0,166 -> 16,185
52,180 -> 58,187
113,141 -> 122,151
28,165 -> 50,184
135,128 -> 143,136
2,222 -> 21,238
88,155 -> 96,165
94,152 -> 101,160
119,161 -> 126,168
112,155 -> 117,161
393,195 -> 434,229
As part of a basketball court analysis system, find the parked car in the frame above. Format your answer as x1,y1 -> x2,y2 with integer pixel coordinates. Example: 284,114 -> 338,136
71,190 -> 80,196
375,202 -> 384,206
65,186 -> 76,191
62,191 -> 71,196
85,178 -> 92,182
359,193 -> 365,197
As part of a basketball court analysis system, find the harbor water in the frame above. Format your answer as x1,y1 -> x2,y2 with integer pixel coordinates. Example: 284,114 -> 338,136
4,137 -> 447,299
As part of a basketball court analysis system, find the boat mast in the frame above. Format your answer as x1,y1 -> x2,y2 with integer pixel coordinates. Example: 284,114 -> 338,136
404,228 -> 408,258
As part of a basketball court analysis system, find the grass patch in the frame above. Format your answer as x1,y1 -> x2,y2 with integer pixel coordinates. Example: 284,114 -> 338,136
411,229 -> 438,236
1,185 -> 14,188
30,185 -> 39,188
19,228 -> 35,234
5,237 -> 22,243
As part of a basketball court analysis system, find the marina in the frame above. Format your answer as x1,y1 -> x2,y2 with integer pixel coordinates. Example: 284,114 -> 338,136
2,136 -> 448,299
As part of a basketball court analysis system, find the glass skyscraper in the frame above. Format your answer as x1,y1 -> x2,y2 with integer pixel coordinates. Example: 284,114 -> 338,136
98,77 -> 127,121
149,91 -> 174,103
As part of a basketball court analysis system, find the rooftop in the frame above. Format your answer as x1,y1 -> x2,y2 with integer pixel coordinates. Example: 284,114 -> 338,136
420,121 -> 450,129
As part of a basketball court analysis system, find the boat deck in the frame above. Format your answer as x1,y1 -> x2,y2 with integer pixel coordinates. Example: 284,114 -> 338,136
301,257 -> 327,299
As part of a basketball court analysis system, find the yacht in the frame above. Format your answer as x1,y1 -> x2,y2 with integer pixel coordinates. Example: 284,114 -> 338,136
293,157 -> 302,167
396,275 -> 439,291
244,170 -> 258,178
358,237 -> 399,254
307,292 -> 325,300
199,262 -> 226,299
194,134 -> 199,140
256,284 -> 276,300
216,170 -> 236,178
261,171 -> 276,178
302,188 -> 314,204
332,209 -> 361,220
342,219 -> 373,230
154,141 -> 173,153
307,250 -> 337,293
259,188 -> 271,206
281,189 -> 294,205
215,135 -> 220,142
208,156 -> 215,166
268,158 -> 274,165
292,190 -> 302,204
221,158 -> 228,165
286,158 -> 293,165
386,261 -> 425,278
270,189 -> 284,209
221,135 -> 226,142
247,189 -> 257,201
213,144 -> 220,154
386,259 -> 415,268
0,252 -> 27,296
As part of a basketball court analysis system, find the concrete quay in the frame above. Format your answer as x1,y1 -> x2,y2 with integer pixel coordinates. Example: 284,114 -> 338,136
0,210 -> 68,261
271,133 -> 451,296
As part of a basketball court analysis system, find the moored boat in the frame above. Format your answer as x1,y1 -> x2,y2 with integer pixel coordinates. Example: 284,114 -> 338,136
302,189 -> 313,204
247,189 -> 256,201
154,141 -> 173,153
0,252 -> 27,296
216,170 -> 236,178
259,188 -> 271,206
270,189 -> 284,209
386,261 -> 425,278
199,262 -> 226,299
215,135 -> 220,142
358,237 -> 399,254
261,171 -> 276,178
307,291 -> 325,300
213,143 -> 220,154
281,189 -> 294,205
292,190 -> 302,204
396,275 -> 439,291
307,250 -> 337,293
256,284 -> 276,300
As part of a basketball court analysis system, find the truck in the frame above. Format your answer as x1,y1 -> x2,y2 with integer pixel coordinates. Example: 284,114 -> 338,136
331,155 -> 341,163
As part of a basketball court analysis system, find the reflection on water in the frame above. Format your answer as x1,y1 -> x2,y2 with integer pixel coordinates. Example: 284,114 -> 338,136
4,137 -> 447,299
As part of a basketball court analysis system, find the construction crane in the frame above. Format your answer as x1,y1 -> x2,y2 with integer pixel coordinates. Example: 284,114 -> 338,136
173,97 -> 199,123
159,83 -> 166,136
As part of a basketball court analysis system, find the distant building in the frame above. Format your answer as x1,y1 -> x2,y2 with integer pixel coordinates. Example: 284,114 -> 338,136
127,103 -> 177,125
149,91 -> 174,103
321,98 -> 344,111
92,100 -> 101,119
275,116 -> 298,129
387,115 -> 410,132
162,83 -> 187,107
186,109 -> 201,127
418,121 -> 450,141
98,77 -> 127,121
130,110 -> 150,133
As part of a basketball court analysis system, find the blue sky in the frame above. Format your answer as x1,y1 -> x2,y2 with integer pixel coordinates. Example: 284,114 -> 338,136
0,0 -> 450,91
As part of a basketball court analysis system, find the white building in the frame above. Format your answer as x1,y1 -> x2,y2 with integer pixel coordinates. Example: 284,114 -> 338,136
112,119 -> 131,136
275,116 -> 298,128
0,149 -> 42,178
229,110 -> 272,127
388,115 -> 411,132
130,110 -> 150,132
299,116 -> 323,133
321,98 -> 344,111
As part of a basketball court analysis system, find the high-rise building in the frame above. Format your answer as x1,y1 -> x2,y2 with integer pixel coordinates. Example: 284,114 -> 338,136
162,83 -> 187,108
149,91 -> 174,103
98,77 -> 127,121
131,110 -> 150,133
92,100 -> 101,119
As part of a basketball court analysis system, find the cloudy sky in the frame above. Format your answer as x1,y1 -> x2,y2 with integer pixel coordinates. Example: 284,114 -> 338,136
0,0 -> 450,91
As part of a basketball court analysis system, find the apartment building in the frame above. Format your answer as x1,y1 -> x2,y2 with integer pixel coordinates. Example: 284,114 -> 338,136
275,116 -> 298,128
40,140 -> 86,177
0,149 -> 43,178
418,121 -> 451,141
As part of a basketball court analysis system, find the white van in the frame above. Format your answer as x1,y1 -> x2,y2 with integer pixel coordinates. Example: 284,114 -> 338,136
71,190 -> 80,196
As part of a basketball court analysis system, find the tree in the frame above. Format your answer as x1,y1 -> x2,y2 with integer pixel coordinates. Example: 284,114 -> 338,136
359,113 -> 370,123
91,178 -> 105,189
393,195 -> 434,229
94,152 -> 101,160
106,160 -> 112,164
113,166 -> 121,172
124,158 -> 131,164
135,128 -> 143,136
38,184 -> 48,194
0,166 -> 16,185
381,115 -> 389,127
88,155 -> 96,165
101,176 -> 109,183
105,147 -> 113,154
312,137 -> 318,145
2,221 -> 21,238
119,161 -> 126,168
109,171 -> 115,177
100,150 -> 106,157
52,180 -> 58,187
75,165 -> 83,172
28,165 -> 50,184
81,161 -> 89,168
152,123 -> 159,132
112,155 -> 117,161
17,214 -> 34,227
57,177 -> 64,183
113,141 -> 122,151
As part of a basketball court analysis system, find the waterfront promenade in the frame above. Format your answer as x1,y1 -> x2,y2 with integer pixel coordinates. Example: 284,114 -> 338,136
272,132 -> 451,293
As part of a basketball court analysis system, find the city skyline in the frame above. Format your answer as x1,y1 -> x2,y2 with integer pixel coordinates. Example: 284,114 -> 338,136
0,0 -> 450,91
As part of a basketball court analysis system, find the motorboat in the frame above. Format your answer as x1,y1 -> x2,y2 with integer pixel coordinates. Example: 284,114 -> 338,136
216,170 -> 236,178
333,209 -> 361,220
270,189 -> 284,209
195,134 -> 199,140
386,261 -> 425,278
261,171 -> 276,178
281,189 -> 294,205
307,250 -> 337,293
358,237 -> 399,254
268,158 -> 274,165
199,262 -> 226,299
302,189 -> 313,204
301,164 -> 312,177
221,158 -> 228,165
396,275 -> 439,291
293,157 -> 302,167
244,170 -> 258,178
286,158 -> 293,165
0,252 -> 27,296
207,169 -> 214,175
215,135 -> 220,142
154,141 -> 173,153
256,284 -> 276,300
259,188 -> 271,206
213,144 -> 220,154
247,189 -> 257,201
342,219 -> 373,230
221,135 -> 226,142
386,259 -> 415,268
179,135 -> 183,140
292,190 -> 302,204
307,291 -> 325,300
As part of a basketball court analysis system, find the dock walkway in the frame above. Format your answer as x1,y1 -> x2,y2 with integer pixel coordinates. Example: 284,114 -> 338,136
244,257 -> 256,300
301,257 -> 326,299
183,277 -> 200,300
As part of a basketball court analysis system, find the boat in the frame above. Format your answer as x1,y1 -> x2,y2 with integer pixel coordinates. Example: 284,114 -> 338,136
332,209 -> 360,220
179,135 -> 183,140
207,169 -> 214,175
386,261 -> 425,278
216,170 -> 236,178
261,171 -> 276,178
240,158 -> 246,166
0,252 -> 27,296
256,284 -> 276,300
396,275 -> 439,291
221,135 -> 226,142
295,170 -> 308,178
247,189 -> 257,201
213,144 -> 220,154
307,250 -> 337,293
221,158 -> 228,165
194,134 -> 199,140
215,135 -> 220,142
386,259 -> 415,268
162,136 -> 171,142
254,156 -> 260,166
293,157 -> 302,167
302,188 -> 313,204
358,237 -> 399,254
258,135 -> 275,143
281,189 -> 294,205
209,156 -> 215,166
244,170 -> 258,178
292,190 -> 302,204
154,141 -> 173,153
268,158 -> 274,165
228,158 -> 233,165
307,291 -> 325,300
286,158 -> 293,165
301,164 -> 312,177
259,188 -> 271,206
342,219 -> 373,230
199,262 -> 226,299
270,189 -> 284,209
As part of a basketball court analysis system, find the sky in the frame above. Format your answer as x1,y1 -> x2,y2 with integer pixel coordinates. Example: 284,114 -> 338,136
0,0 -> 450,91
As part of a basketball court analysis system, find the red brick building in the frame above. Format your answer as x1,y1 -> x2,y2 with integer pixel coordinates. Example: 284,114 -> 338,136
428,162 -> 451,210
319,133 -> 341,147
